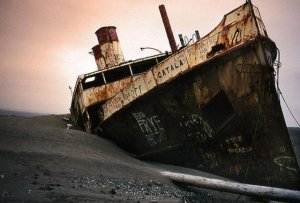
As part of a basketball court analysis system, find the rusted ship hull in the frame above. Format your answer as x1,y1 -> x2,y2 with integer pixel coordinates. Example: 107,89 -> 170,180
100,39 -> 299,188
70,1 -> 299,189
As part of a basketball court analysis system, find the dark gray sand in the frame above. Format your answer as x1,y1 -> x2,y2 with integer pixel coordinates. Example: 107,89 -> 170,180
0,114 -> 296,202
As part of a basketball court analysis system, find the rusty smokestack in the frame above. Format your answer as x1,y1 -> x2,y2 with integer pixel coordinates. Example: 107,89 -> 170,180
92,44 -> 105,70
94,26 -> 125,70
159,5 -> 177,54
92,45 -> 101,61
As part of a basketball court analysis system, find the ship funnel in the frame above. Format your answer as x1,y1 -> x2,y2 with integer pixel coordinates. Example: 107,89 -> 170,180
92,44 -> 104,69
159,5 -> 177,54
93,26 -> 125,70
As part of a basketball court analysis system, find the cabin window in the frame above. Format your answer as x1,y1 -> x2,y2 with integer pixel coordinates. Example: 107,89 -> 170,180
104,65 -> 131,83
131,58 -> 157,74
82,74 -> 105,90
85,76 -> 95,83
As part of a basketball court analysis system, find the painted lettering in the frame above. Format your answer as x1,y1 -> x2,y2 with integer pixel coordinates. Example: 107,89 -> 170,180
156,58 -> 186,79
132,112 -> 167,146
178,114 -> 214,143
274,156 -> 297,171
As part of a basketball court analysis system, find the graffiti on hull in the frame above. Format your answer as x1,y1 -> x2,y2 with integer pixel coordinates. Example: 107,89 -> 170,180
132,112 -> 167,146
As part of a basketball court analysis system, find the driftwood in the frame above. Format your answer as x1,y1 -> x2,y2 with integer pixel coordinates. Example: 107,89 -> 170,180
160,171 -> 300,201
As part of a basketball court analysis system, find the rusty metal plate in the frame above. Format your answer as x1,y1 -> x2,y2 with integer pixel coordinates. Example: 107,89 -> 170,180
152,50 -> 188,84
184,45 -> 197,68
101,2 -> 264,121
82,85 -> 107,108
253,5 -> 261,19
106,78 -> 130,98
79,2 -> 262,120
103,91 -> 124,120
122,76 -> 148,106
81,77 -> 133,109
223,3 -> 251,28
253,7 -> 267,37
143,70 -> 157,90
195,34 -> 219,62
99,41 -> 125,69
257,20 -> 267,37
71,1 -> 300,189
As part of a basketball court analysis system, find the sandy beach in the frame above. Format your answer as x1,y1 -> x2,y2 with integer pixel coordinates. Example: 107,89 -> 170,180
0,114 -> 299,202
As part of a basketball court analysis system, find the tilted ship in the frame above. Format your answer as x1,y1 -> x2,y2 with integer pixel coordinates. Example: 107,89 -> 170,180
70,1 -> 300,189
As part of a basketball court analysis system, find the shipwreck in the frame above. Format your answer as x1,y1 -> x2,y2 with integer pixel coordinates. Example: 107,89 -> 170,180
70,1 -> 300,189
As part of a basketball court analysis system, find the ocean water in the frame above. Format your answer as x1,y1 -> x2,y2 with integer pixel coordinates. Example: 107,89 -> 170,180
0,109 -> 46,117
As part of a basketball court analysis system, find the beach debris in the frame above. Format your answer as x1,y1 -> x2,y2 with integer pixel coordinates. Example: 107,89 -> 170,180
63,117 -> 70,121
161,171 -> 300,201
67,124 -> 72,129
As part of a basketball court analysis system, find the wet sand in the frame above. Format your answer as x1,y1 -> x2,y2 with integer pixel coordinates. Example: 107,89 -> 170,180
0,114 -> 298,202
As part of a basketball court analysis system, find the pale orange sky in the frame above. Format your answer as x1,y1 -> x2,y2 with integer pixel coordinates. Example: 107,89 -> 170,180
0,0 -> 299,126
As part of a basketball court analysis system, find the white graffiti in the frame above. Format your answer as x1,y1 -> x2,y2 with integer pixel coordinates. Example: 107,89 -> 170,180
179,114 -> 214,143
227,147 -> 252,154
132,112 -> 167,146
273,156 -> 297,172
225,135 -> 253,154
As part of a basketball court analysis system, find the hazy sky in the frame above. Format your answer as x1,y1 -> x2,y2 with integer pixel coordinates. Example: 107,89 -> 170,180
0,0 -> 299,127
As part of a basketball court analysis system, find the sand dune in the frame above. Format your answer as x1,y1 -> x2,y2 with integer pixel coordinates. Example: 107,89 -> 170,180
0,115 -> 210,202
0,114 -> 297,202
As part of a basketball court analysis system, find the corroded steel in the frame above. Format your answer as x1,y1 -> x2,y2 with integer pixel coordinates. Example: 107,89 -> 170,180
92,45 -> 102,61
101,2 -> 261,120
95,26 -> 119,44
81,77 -> 133,111
159,5 -> 177,53
94,26 -> 125,70
70,53 -> 169,127
70,1 -> 299,189
101,40 -> 299,188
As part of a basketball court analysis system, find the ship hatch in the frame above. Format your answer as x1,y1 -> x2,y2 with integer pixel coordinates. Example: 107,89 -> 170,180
202,90 -> 236,133
207,43 -> 226,58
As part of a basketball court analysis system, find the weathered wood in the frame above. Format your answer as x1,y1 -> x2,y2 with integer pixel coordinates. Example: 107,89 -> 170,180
161,171 -> 300,201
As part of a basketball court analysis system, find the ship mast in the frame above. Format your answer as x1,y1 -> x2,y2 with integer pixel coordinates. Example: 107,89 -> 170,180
159,5 -> 177,54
